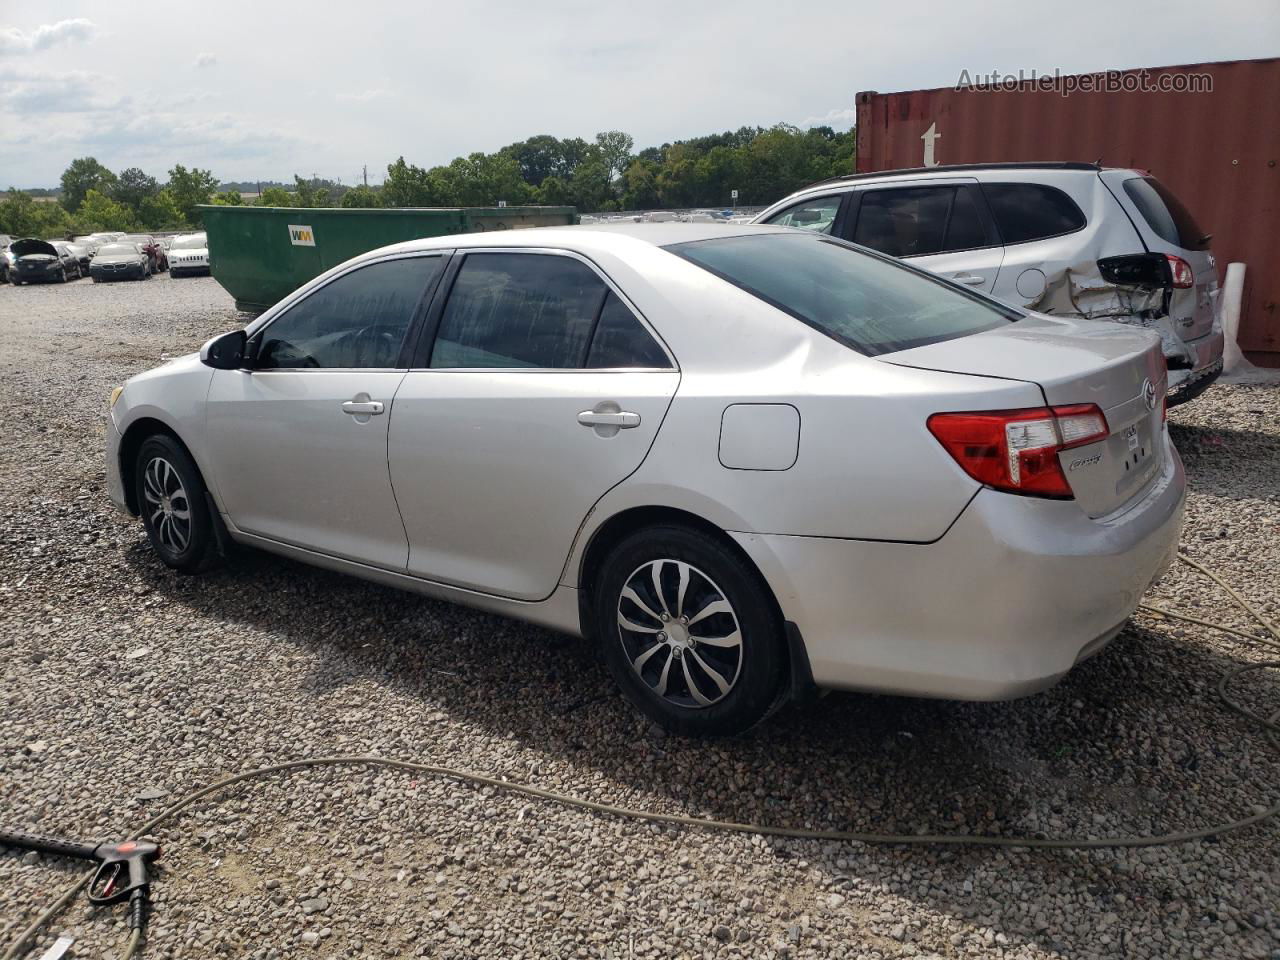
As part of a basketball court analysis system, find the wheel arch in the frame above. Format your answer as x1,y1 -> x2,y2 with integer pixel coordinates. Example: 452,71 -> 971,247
118,417 -> 203,516
575,504 -> 817,705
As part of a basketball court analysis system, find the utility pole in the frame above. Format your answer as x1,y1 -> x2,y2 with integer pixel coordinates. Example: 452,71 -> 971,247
363,165 -> 368,188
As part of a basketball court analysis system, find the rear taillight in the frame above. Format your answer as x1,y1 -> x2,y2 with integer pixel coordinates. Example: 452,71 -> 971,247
1165,254 -> 1194,288
927,404 -> 1109,498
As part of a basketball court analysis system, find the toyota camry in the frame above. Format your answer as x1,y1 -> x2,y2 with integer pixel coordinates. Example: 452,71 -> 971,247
106,224 -> 1184,736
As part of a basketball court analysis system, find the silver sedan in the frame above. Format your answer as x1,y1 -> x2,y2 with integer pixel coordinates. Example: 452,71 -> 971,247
106,224 -> 1185,736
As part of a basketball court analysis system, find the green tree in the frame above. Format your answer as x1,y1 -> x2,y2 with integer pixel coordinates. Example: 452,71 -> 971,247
340,184 -> 382,208
292,175 -> 333,207
535,176 -> 572,206
166,164 -> 219,225
257,186 -> 296,207
138,190 -> 186,230
0,189 -> 73,236
594,130 -> 635,186
211,189 -> 244,206
112,167 -> 160,212
60,157 -> 117,213
76,189 -> 139,232
382,157 -> 450,207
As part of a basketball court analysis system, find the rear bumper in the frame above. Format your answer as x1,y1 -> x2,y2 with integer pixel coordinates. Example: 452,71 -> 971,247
1168,327 -> 1224,392
731,437 -> 1185,700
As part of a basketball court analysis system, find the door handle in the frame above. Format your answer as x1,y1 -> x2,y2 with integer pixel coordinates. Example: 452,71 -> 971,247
578,410 -> 641,428
342,400 -> 384,416
953,273 -> 985,285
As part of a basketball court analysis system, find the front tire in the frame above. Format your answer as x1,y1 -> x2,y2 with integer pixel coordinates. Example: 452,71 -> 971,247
134,435 -> 216,573
593,524 -> 787,737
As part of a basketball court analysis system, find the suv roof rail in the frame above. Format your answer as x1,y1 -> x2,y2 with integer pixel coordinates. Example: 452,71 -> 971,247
807,161 -> 1102,189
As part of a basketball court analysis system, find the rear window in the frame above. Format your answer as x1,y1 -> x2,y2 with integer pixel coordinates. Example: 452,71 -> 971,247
670,233 -> 1016,357
1122,177 -> 1209,250
982,183 -> 1086,244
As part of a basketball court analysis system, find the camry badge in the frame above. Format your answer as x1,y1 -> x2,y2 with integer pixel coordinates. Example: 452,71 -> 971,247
1142,378 -> 1158,411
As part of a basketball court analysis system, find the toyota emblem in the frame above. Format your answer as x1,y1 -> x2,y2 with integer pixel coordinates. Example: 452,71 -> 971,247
1142,378 -> 1158,411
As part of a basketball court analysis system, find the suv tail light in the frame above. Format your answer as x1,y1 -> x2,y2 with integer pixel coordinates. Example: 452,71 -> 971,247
1165,254 -> 1194,288
927,405 -> 1109,498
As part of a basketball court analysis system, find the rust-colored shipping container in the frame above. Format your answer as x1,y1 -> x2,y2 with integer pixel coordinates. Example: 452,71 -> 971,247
855,58 -> 1280,364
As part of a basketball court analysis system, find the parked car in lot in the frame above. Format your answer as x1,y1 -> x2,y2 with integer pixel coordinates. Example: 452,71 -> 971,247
107,224 -> 1183,735
9,238 -> 81,284
168,232 -> 210,277
60,241 -> 93,275
0,235 -> 10,284
755,162 -> 1223,405
122,234 -> 168,273
89,242 -> 151,282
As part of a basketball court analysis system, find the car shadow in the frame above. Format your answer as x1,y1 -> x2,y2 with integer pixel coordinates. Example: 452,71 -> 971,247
123,534 -> 1280,959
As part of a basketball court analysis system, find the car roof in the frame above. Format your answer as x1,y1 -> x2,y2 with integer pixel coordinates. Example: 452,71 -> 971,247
381,222 -> 793,256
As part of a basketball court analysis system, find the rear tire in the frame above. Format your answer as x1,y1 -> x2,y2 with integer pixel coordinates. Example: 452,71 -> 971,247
134,435 -> 217,574
592,524 -> 787,737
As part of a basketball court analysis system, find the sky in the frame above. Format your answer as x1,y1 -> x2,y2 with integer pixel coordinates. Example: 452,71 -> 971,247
1,0 -> 1277,189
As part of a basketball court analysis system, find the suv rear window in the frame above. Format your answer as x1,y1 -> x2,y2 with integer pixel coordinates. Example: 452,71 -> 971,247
670,233 -> 1015,357
982,183 -> 1086,244
1122,177 -> 1209,251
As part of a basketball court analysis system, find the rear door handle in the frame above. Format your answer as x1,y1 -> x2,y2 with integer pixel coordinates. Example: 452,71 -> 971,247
578,410 -> 641,428
953,273 -> 986,285
342,400 -> 384,416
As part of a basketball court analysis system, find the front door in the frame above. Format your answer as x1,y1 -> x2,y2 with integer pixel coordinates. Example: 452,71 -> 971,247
390,251 -> 679,601
205,254 -> 443,569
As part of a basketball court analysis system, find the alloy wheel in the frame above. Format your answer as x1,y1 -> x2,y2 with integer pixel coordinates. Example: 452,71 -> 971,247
142,456 -> 192,553
616,559 -> 743,709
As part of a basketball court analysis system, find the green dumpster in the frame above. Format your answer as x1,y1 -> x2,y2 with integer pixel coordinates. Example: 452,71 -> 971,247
199,204 -> 578,312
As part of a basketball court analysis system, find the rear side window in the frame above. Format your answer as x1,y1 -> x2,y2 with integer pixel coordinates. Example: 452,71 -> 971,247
1122,177 -> 1209,250
852,186 -> 987,257
762,195 -> 841,234
982,183 -> 1086,244
672,233 -> 1014,357
431,253 -> 607,369
586,293 -> 670,368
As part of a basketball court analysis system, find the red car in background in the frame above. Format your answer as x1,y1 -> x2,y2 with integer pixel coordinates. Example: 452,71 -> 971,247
122,234 -> 168,273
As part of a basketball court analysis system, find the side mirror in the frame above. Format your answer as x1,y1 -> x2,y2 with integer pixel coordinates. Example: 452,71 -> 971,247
200,330 -> 248,370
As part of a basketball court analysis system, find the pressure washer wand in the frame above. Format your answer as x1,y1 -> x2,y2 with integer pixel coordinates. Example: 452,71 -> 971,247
1,828 -> 161,938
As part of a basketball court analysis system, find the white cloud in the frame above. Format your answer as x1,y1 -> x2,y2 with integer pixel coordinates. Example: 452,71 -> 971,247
336,89 -> 389,104
0,67 -> 129,115
797,108 -> 857,130
194,53 -> 217,69
0,19 -> 97,55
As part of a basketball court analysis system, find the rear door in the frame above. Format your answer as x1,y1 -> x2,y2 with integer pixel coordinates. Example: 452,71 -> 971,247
1104,172 -> 1217,343
843,179 -> 1005,293
389,250 -> 679,601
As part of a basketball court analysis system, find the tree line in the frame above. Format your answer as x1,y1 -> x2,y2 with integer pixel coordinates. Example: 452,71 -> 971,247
0,123 -> 853,237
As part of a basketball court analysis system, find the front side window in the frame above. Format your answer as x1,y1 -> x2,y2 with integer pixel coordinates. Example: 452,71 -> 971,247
982,182 -> 1086,244
762,196 -> 842,234
256,257 -> 437,369
430,253 -> 607,369
671,233 -> 1015,357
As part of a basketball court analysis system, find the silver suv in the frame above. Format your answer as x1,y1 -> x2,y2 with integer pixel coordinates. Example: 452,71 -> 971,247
755,162 -> 1222,403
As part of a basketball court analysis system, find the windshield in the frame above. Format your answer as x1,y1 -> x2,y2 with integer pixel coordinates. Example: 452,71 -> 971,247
171,235 -> 207,249
97,243 -> 139,256
669,233 -> 1017,356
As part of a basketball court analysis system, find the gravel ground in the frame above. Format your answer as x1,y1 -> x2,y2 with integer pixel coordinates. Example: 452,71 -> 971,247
1,273 -> 1277,960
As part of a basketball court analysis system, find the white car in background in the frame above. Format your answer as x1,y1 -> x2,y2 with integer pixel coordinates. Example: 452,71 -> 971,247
169,233 -> 209,277
755,163 -> 1224,404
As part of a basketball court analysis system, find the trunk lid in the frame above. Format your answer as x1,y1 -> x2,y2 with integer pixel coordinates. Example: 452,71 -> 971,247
884,314 -> 1168,517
